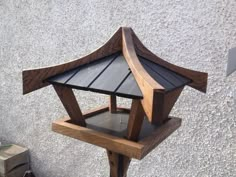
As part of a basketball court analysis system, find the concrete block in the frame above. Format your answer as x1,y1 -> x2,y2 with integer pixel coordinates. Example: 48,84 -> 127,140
0,144 -> 29,177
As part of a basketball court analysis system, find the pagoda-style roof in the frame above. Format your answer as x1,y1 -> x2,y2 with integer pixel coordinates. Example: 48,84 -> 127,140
47,52 -> 143,99
22,28 -> 209,175
46,52 -> 191,99
23,27 -> 207,124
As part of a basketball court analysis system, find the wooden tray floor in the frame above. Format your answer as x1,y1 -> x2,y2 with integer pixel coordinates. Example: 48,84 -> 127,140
52,110 -> 181,159
86,111 -> 158,140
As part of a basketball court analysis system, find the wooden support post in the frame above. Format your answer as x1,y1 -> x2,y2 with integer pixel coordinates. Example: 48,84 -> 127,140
106,150 -> 131,177
109,95 -> 117,113
53,85 -> 86,127
107,99 -> 144,177
126,99 -> 144,141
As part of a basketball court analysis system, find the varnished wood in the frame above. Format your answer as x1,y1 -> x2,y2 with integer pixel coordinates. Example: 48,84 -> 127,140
153,87 -> 183,124
121,27 -> 206,125
83,105 -> 109,118
139,56 -> 190,87
122,157 -> 130,177
107,150 -> 119,177
162,87 -> 183,121
122,27 -> 164,123
141,60 -> 176,91
106,150 -> 130,177
139,57 -> 191,91
47,53 -> 143,99
52,118 -> 143,159
53,85 -> 86,126
107,99 -> 144,177
116,107 -> 130,113
23,28 -> 122,94
122,28 -> 164,90
109,95 -> 117,113
52,116 -> 181,160
131,28 -> 208,93
139,117 -> 181,158
84,106 -> 131,117
23,26 -> 207,125
126,99 -> 144,141
83,106 -> 130,117
23,26 -> 208,177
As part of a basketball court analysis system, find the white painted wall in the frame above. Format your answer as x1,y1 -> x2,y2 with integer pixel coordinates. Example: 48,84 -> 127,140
0,0 -> 235,176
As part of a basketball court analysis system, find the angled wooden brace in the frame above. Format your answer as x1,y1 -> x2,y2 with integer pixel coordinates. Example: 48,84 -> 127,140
121,27 -> 208,124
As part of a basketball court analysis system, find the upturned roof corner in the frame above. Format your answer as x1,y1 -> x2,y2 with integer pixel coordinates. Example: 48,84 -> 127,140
23,27 -> 208,124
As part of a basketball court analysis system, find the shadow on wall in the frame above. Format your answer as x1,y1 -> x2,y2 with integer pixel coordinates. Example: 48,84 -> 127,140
226,47 -> 236,115
226,47 -> 236,76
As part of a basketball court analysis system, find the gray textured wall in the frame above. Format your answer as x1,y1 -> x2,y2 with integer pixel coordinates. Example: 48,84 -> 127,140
0,0 -> 235,177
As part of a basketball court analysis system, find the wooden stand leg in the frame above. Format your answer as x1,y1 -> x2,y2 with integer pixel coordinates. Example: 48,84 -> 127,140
53,85 -> 86,126
109,95 -> 117,113
107,150 -> 130,177
107,99 -> 144,177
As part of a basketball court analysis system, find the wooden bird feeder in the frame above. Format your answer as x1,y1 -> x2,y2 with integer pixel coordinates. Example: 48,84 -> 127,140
22,27 -> 208,177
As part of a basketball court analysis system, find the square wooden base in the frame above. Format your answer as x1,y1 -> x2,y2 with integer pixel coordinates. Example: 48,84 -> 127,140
52,108 -> 181,160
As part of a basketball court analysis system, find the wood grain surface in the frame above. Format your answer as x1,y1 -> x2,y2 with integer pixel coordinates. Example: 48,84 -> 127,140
52,116 -> 181,160
132,28 -> 208,93
23,28 -> 122,94
53,85 -> 86,126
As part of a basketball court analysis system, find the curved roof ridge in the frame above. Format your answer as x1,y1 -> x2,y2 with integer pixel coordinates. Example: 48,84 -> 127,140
22,27 -> 208,124
131,28 -> 208,93
121,27 -> 165,91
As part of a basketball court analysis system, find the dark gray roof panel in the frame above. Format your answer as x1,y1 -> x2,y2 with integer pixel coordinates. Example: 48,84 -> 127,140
47,53 -> 191,98
116,73 -> 143,97
89,55 -> 130,92
47,53 -> 143,99
67,54 -> 116,87
139,56 -> 191,91
48,68 -> 78,84
140,59 -> 175,91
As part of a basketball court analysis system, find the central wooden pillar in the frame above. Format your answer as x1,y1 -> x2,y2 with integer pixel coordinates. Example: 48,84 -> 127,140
106,99 -> 144,177
109,95 -> 117,113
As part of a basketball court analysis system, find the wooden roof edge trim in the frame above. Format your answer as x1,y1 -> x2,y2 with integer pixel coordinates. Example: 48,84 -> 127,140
121,27 -> 165,91
131,29 -> 208,93
122,27 -> 165,122
22,27 -> 123,95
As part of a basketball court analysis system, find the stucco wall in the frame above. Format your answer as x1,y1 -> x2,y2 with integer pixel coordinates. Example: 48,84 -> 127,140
0,0 -> 235,177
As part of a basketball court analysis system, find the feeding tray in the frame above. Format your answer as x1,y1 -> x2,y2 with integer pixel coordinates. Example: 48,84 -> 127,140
22,27 -> 208,177
52,107 -> 181,160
